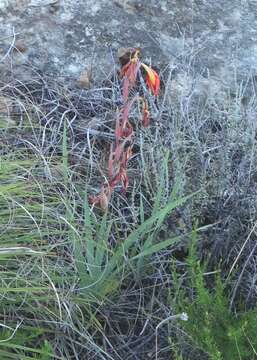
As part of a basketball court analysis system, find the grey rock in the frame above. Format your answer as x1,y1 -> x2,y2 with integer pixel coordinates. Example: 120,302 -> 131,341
0,0 -> 257,92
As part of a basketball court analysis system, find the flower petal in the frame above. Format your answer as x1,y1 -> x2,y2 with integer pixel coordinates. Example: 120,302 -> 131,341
141,63 -> 160,96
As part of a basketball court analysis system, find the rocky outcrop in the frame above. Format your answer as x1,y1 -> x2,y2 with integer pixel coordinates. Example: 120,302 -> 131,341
0,1 -> 257,94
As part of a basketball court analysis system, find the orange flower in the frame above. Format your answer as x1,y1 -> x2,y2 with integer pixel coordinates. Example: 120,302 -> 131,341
141,63 -> 160,96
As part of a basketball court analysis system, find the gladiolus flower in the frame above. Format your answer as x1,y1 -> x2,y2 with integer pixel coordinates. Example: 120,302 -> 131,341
89,48 -> 161,210
141,63 -> 160,96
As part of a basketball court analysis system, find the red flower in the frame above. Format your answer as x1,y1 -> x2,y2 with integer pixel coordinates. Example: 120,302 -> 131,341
141,63 -> 160,96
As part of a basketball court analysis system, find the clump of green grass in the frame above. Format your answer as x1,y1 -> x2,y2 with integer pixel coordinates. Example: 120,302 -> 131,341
0,153 -> 60,358
0,107 -> 199,358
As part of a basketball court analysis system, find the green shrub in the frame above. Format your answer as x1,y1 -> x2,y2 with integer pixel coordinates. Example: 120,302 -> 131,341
174,238 -> 257,360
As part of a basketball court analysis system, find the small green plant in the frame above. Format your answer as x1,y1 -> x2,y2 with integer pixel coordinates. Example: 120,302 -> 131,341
71,183 -> 197,299
174,237 -> 257,360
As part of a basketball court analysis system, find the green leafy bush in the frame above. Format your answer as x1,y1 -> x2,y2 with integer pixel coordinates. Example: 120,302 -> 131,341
175,239 -> 257,360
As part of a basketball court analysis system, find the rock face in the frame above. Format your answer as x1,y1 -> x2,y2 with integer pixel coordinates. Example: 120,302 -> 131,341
1,0 -> 257,89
